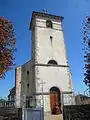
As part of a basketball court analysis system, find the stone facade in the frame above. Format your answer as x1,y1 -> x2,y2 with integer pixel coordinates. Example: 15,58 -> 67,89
15,61 -> 33,107
30,12 -> 75,112
75,94 -> 90,105
15,66 -> 22,108
15,12 -> 75,113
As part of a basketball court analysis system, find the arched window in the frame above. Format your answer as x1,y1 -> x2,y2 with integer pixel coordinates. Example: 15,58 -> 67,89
48,60 -> 58,65
50,87 -> 60,93
46,20 -> 53,28
50,87 -> 62,115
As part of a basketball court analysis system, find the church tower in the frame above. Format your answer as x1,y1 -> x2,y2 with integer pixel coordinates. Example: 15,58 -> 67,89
30,12 -> 74,114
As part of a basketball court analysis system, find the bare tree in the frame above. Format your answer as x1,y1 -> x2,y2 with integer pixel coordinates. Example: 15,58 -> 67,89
83,16 -> 90,93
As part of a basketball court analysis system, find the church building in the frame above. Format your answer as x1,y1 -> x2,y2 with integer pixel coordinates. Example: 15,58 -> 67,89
15,11 -> 75,115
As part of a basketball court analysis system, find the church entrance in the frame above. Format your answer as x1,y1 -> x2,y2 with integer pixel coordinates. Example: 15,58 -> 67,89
50,87 -> 62,115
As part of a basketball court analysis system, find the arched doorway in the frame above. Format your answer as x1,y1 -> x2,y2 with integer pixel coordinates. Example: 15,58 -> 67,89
50,87 -> 62,115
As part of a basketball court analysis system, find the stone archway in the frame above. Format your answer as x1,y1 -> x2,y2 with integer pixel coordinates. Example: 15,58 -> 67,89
50,87 -> 62,115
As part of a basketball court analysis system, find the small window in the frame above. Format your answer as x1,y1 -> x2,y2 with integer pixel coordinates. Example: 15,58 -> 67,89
48,60 -> 58,65
46,20 -> 53,28
50,36 -> 52,39
27,84 -> 29,88
50,36 -> 53,44
27,71 -> 29,75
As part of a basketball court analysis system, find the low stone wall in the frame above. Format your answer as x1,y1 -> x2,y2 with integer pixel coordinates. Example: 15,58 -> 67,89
63,104 -> 90,120
0,107 -> 18,116
44,114 -> 63,120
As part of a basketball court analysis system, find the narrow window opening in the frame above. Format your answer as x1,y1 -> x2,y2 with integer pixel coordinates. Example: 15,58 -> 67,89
46,20 -> 53,28
27,71 -> 29,75
50,36 -> 53,44
27,84 -> 29,88
50,36 -> 52,39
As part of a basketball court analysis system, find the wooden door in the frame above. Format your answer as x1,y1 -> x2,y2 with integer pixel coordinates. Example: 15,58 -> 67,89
50,92 -> 61,115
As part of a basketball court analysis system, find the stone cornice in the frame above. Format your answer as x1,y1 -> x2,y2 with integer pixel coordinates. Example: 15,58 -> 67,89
30,11 -> 64,30
33,91 -> 73,95
32,63 -> 69,68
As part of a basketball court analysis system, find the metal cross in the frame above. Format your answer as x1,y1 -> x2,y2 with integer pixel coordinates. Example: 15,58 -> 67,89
42,9 -> 47,13
39,80 -> 46,107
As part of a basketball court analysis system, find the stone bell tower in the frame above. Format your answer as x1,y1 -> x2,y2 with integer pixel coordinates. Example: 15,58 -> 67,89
30,11 -> 74,114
